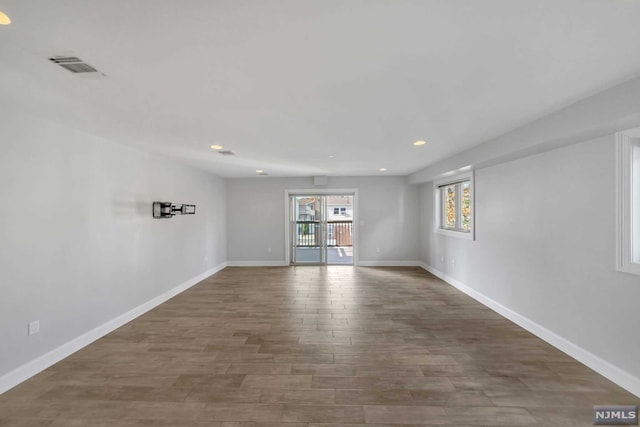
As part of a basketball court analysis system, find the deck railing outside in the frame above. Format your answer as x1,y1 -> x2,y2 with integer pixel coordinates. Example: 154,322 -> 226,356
295,220 -> 352,247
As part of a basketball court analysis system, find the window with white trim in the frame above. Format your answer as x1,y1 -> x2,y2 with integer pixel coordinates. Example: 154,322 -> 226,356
434,171 -> 474,240
616,129 -> 640,275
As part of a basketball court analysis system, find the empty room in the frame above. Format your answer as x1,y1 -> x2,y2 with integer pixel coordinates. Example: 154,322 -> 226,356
1,1 -> 639,426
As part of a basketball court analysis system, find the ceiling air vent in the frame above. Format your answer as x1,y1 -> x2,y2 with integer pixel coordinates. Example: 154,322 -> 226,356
49,56 -> 99,74
218,150 -> 235,156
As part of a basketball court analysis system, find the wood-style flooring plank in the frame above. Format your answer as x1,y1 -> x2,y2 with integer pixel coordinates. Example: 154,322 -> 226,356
0,266 -> 636,426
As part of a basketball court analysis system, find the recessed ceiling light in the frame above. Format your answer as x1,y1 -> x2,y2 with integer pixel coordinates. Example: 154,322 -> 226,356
379,168 -> 387,172
413,140 -> 426,146
256,170 -> 264,173
210,145 -> 223,150
328,155 -> 335,159
0,10 -> 11,25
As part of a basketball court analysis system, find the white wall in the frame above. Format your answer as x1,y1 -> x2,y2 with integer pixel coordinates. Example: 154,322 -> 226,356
633,140 -> 640,262
0,105 -> 226,382
418,136 -> 640,393
226,176 -> 420,265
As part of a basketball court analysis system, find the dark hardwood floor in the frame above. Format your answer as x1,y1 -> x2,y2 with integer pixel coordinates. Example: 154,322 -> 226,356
0,266 -> 636,426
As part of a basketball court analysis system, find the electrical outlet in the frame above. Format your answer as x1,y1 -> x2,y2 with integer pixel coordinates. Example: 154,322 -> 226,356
267,247 -> 272,253
452,259 -> 455,267
440,256 -> 444,263
28,320 -> 40,336
204,255 -> 209,262
376,247 -> 381,253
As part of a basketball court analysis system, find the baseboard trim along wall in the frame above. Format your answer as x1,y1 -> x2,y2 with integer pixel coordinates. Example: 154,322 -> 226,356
419,262 -> 640,398
226,260 -> 423,267
226,261 -> 289,267
358,260 -> 422,267
0,262 -> 227,395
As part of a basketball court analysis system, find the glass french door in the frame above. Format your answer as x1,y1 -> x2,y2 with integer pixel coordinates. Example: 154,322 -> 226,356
290,195 -> 325,264
290,194 -> 354,265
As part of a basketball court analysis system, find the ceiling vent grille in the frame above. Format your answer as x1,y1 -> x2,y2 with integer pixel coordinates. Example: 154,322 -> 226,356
49,56 -> 99,74
218,150 -> 235,156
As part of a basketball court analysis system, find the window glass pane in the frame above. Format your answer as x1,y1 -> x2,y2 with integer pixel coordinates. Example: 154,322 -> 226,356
461,181 -> 471,232
444,185 -> 456,229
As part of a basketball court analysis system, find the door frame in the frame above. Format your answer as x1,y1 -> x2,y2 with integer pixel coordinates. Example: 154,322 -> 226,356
284,188 -> 359,266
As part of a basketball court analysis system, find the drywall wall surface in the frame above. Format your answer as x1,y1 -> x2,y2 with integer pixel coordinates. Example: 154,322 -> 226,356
0,107 -> 226,378
419,135 -> 640,382
226,176 -> 419,264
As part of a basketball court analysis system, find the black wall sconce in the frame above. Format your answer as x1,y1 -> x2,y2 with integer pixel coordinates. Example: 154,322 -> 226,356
153,201 -> 196,218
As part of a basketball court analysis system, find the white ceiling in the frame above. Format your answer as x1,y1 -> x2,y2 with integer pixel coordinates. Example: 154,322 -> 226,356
1,0 -> 640,177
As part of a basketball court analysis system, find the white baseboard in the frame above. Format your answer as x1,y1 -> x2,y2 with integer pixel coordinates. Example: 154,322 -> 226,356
419,262 -> 640,398
228,261 -> 423,267
227,261 -> 424,267
358,260 -> 422,267
226,261 -> 288,267
0,262 -> 227,395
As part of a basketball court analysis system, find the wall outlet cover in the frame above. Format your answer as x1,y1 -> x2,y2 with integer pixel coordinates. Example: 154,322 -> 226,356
28,321 -> 40,336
